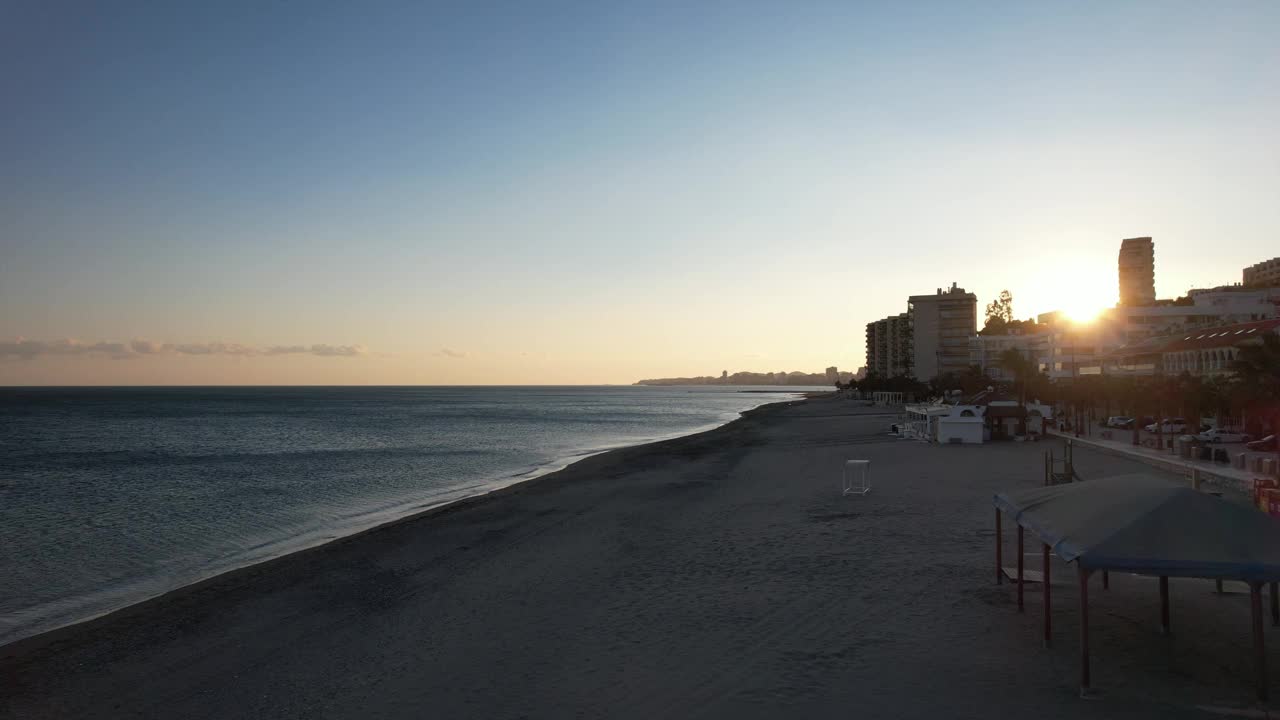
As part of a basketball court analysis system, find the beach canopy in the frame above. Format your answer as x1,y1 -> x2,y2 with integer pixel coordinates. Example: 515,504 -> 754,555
994,473 -> 1280,581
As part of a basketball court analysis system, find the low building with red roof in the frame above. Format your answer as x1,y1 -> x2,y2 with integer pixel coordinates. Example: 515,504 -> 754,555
1098,318 -> 1280,377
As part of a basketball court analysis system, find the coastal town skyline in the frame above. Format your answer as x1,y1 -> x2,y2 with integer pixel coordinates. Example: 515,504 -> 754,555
4,2 -> 1279,385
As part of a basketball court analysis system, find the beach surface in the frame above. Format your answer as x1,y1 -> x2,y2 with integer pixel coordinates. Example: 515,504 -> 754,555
2,396 -> 1274,718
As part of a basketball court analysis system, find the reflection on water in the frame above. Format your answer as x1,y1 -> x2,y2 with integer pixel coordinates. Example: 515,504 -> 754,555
0,385 -> 808,645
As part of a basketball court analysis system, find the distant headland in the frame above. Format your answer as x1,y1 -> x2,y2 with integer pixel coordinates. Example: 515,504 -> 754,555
635,369 -> 853,387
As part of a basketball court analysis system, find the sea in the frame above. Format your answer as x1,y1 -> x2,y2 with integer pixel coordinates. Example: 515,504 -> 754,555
0,385 -> 815,646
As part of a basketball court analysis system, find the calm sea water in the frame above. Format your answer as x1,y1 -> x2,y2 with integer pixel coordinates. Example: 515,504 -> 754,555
0,385 -> 811,645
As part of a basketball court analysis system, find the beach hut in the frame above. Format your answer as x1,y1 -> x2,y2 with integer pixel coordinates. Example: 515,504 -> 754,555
902,404 -> 950,441
903,404 -> 984,443
992,474 -> 1280,701
1025,402 -> 1052,435
937,405 -> 985,444
984,404 -> 1027,440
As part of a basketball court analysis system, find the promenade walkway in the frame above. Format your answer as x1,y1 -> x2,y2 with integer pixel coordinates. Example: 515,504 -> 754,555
1046,428 -> 1262,494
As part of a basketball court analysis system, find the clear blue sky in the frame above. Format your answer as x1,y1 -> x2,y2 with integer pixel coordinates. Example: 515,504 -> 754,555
3,1 -> 1278,383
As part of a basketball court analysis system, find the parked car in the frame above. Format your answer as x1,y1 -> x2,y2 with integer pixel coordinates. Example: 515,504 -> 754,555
1197,428 -> 1252,443
1247,435 -> 1278,452
1144,418 -> 1186,434
1106,416 -> 1134,429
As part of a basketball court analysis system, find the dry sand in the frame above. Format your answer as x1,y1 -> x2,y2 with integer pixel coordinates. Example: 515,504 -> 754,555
1,396 -> 1274,718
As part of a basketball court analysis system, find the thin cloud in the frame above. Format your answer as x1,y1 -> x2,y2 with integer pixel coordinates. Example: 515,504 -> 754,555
308,344 -> 366,357
435,348 -> 467,359
0,338 -> 368,360
0,339 -> 129,359
167,342 -> 257,356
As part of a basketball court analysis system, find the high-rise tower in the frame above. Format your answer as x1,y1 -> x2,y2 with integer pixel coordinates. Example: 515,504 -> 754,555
908,283 -> 977,381
1118,237 -> 1155,306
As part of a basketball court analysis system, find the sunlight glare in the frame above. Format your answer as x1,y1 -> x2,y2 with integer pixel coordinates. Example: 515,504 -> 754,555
1061,300 -> 1106,324
1035,254 -> 1116,326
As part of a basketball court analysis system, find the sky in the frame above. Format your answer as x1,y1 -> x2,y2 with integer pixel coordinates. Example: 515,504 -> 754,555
2,0 -> 1278,385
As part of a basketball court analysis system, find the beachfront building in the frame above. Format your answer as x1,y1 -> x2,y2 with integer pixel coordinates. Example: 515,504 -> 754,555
1037,290 -> 1278,381
909,283 -> 977,380
1025,401 -> 1052,434
1032,239 -> 1279,381
969,329 -> 1051,382
1104,292 -> 1276,346
903,403 -> 986,444
825,366 -> 839,384
1244,257 -> 1280,287
1039,324 -> 1103,380
1186,285 -> 1280,318
1118,236 -> 1156,306
864,312 -> 912,377
1099,318 -> 1280,378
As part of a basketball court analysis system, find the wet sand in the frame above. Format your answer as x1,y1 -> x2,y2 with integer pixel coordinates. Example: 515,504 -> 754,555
1,396 -> 1273,718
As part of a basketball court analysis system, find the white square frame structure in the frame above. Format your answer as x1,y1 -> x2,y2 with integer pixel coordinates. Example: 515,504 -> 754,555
843,459 -> 870,496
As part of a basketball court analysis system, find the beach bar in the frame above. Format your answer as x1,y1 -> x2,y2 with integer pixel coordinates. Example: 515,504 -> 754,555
992,474 -> 1280,701
903,403 -> 986,443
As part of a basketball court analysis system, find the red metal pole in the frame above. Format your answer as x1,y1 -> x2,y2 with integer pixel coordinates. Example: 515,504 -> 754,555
1160,576 -> 1170,635
996,509 -> 1003,585
1017,525 -> 1025,612
1079,564 -> 1090,694
1043,543 -> 1052,647
1253,582 -> 1268,702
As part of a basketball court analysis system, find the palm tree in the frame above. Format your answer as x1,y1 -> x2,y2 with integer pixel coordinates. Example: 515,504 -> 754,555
1123,376 -> 1147,446
1026,367 -> 1053,406
1232,333 -> 1280,460
997,348 -> 1034,405
1172,371 -> 1202,430
1099,374 -> 1118,425
1151,373 -> 1183,447
1202,375 -> 1237,429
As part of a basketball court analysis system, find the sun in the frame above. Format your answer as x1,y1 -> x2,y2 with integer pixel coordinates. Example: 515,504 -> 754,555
1041,258 -> 1117,325
1061,299 -> 1107,324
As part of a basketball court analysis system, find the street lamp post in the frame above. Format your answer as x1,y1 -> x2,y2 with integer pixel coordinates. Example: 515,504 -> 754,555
1072,328 -> 1080,438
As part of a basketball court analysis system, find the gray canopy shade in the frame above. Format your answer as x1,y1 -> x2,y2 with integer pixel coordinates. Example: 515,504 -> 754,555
994,473 -> 1280,581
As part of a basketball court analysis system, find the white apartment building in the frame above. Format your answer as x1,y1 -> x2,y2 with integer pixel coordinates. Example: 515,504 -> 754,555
1109,291 -> 1276,343
1244,257 -> 1280,287
969,331 -> 1051,382
864,312 -> 911,377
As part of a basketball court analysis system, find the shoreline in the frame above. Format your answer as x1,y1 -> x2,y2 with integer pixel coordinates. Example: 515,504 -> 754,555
6,394 -> 1277,718
0,395 -> 805,658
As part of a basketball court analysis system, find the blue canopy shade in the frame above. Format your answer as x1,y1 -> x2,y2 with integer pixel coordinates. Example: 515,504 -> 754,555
994,474 -> 1280,581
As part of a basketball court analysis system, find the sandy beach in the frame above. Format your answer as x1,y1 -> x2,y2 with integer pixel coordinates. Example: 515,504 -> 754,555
2,395 -> 1274,718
